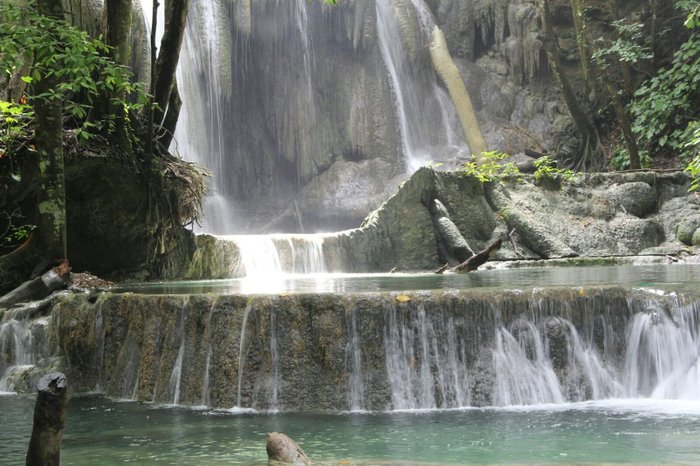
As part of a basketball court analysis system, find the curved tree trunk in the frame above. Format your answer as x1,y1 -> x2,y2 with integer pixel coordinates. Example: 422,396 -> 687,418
429,25 -> 488,160
153,0 -> 189,133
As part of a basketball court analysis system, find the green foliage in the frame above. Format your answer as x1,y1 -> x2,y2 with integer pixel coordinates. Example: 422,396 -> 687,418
592,20 -> 652,68
0,0 -> 146,143
463,151 -> 520,183
0,208 -> 35,249
629,2 -> 700,159
684,122 -> 700,191
609,146 -> 652,170
533,156 -> 578,182
0,100 -> 33,159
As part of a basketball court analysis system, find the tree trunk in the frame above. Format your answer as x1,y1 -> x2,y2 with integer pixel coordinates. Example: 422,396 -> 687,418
35,0 -> 67,262
158,78 -> 181,149
541,0 -> 603,170
26,372 -> 68,466
450,238 -> 502,273
579,1 -> 641,169
0,260 -> 70,308
102,0 -> 133,154
145,0 -> 159,161
429,25 -> 488,159
596,62 -> 642,169
153,0 -> 189,131
570,0 -> 595,98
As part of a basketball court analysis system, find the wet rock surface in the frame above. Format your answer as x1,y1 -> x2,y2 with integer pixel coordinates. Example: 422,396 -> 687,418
3,285 -> 698,411
189,170 -> 699,276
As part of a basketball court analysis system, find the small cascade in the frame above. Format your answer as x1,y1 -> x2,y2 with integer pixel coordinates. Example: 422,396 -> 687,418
375,0 -> 467,171
224,234 -> 328,277
9,285 -> 700,412
200,299 -> 217,407
235,302 -> 254,408
625,301 -> 700,399
167,302 -> 188,405
93,302 -> 106,392
492,322 -> 565,406
346,310 -> 365,411
268,309 -> 280,411
385,305 -> 468,410
0,316 -> 34,392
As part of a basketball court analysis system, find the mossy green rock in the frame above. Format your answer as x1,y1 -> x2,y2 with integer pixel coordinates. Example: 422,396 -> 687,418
677,217 -> 700,246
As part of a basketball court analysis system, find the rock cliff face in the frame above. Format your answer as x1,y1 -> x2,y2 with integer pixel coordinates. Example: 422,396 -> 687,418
186,170 -> 700,279
177,0 -> 579,232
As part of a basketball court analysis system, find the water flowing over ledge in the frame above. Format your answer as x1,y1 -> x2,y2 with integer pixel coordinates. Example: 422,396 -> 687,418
2,281 -> 700,412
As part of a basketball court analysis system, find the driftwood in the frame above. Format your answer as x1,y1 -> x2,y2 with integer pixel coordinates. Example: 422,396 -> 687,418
266,432 -> 310,465
26,372 -> 68,466
451,238 -> 502,273
0,260 -> 70,309
507,229 -> 525,259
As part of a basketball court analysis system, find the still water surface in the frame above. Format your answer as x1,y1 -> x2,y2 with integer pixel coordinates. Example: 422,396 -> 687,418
117,264 -> 700,295
3,395 -> 700,465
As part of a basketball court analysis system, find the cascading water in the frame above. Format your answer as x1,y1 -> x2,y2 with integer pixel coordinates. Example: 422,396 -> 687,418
234,302 -> 253,409
167,302 -> 188,405
5,284 -> 700,412
174,0 -> 235,234
0,316 -> 34,392
625,301 -> 700,399
375,0 -> 468,172
268,309 -> 281,411
346,310 -> 365,411
226,234 -> 328,277
199,299 -> 217,407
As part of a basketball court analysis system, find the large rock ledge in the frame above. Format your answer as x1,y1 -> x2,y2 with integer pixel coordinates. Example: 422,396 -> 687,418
3,286 -> 699,411
185,169 -> 700,278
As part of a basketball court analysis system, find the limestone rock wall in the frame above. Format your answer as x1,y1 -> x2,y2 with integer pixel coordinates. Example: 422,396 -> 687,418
187,170 -> 699,277
5,286 -> 698,410
0,287 -> 645,408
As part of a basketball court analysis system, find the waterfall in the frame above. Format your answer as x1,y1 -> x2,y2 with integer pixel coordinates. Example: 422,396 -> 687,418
94,302 -> 106,392
625,301 -> 700,399
6,286 -> 700,412
375,0 -> 467,172
269,309 -> 280,411
235,302 -> 253,409
167,302 -> 188,405
346,310 -> 365,411
0,317 -> 34,393
492,323 -> 565,406
224,234 -> 328,277
200,299 -> 217,407
385,305 -> 467,410
175,0 -> 235,234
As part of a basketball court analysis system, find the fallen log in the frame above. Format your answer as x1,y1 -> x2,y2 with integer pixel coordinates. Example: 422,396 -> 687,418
26,372 -> 68,466
266,432 -> 310,465
0,260 -> 70,309
451,238 -> 502,273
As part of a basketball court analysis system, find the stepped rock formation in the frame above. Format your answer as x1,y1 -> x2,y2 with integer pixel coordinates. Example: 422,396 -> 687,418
3,285 -> 700,411
186,170 -> 700,278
